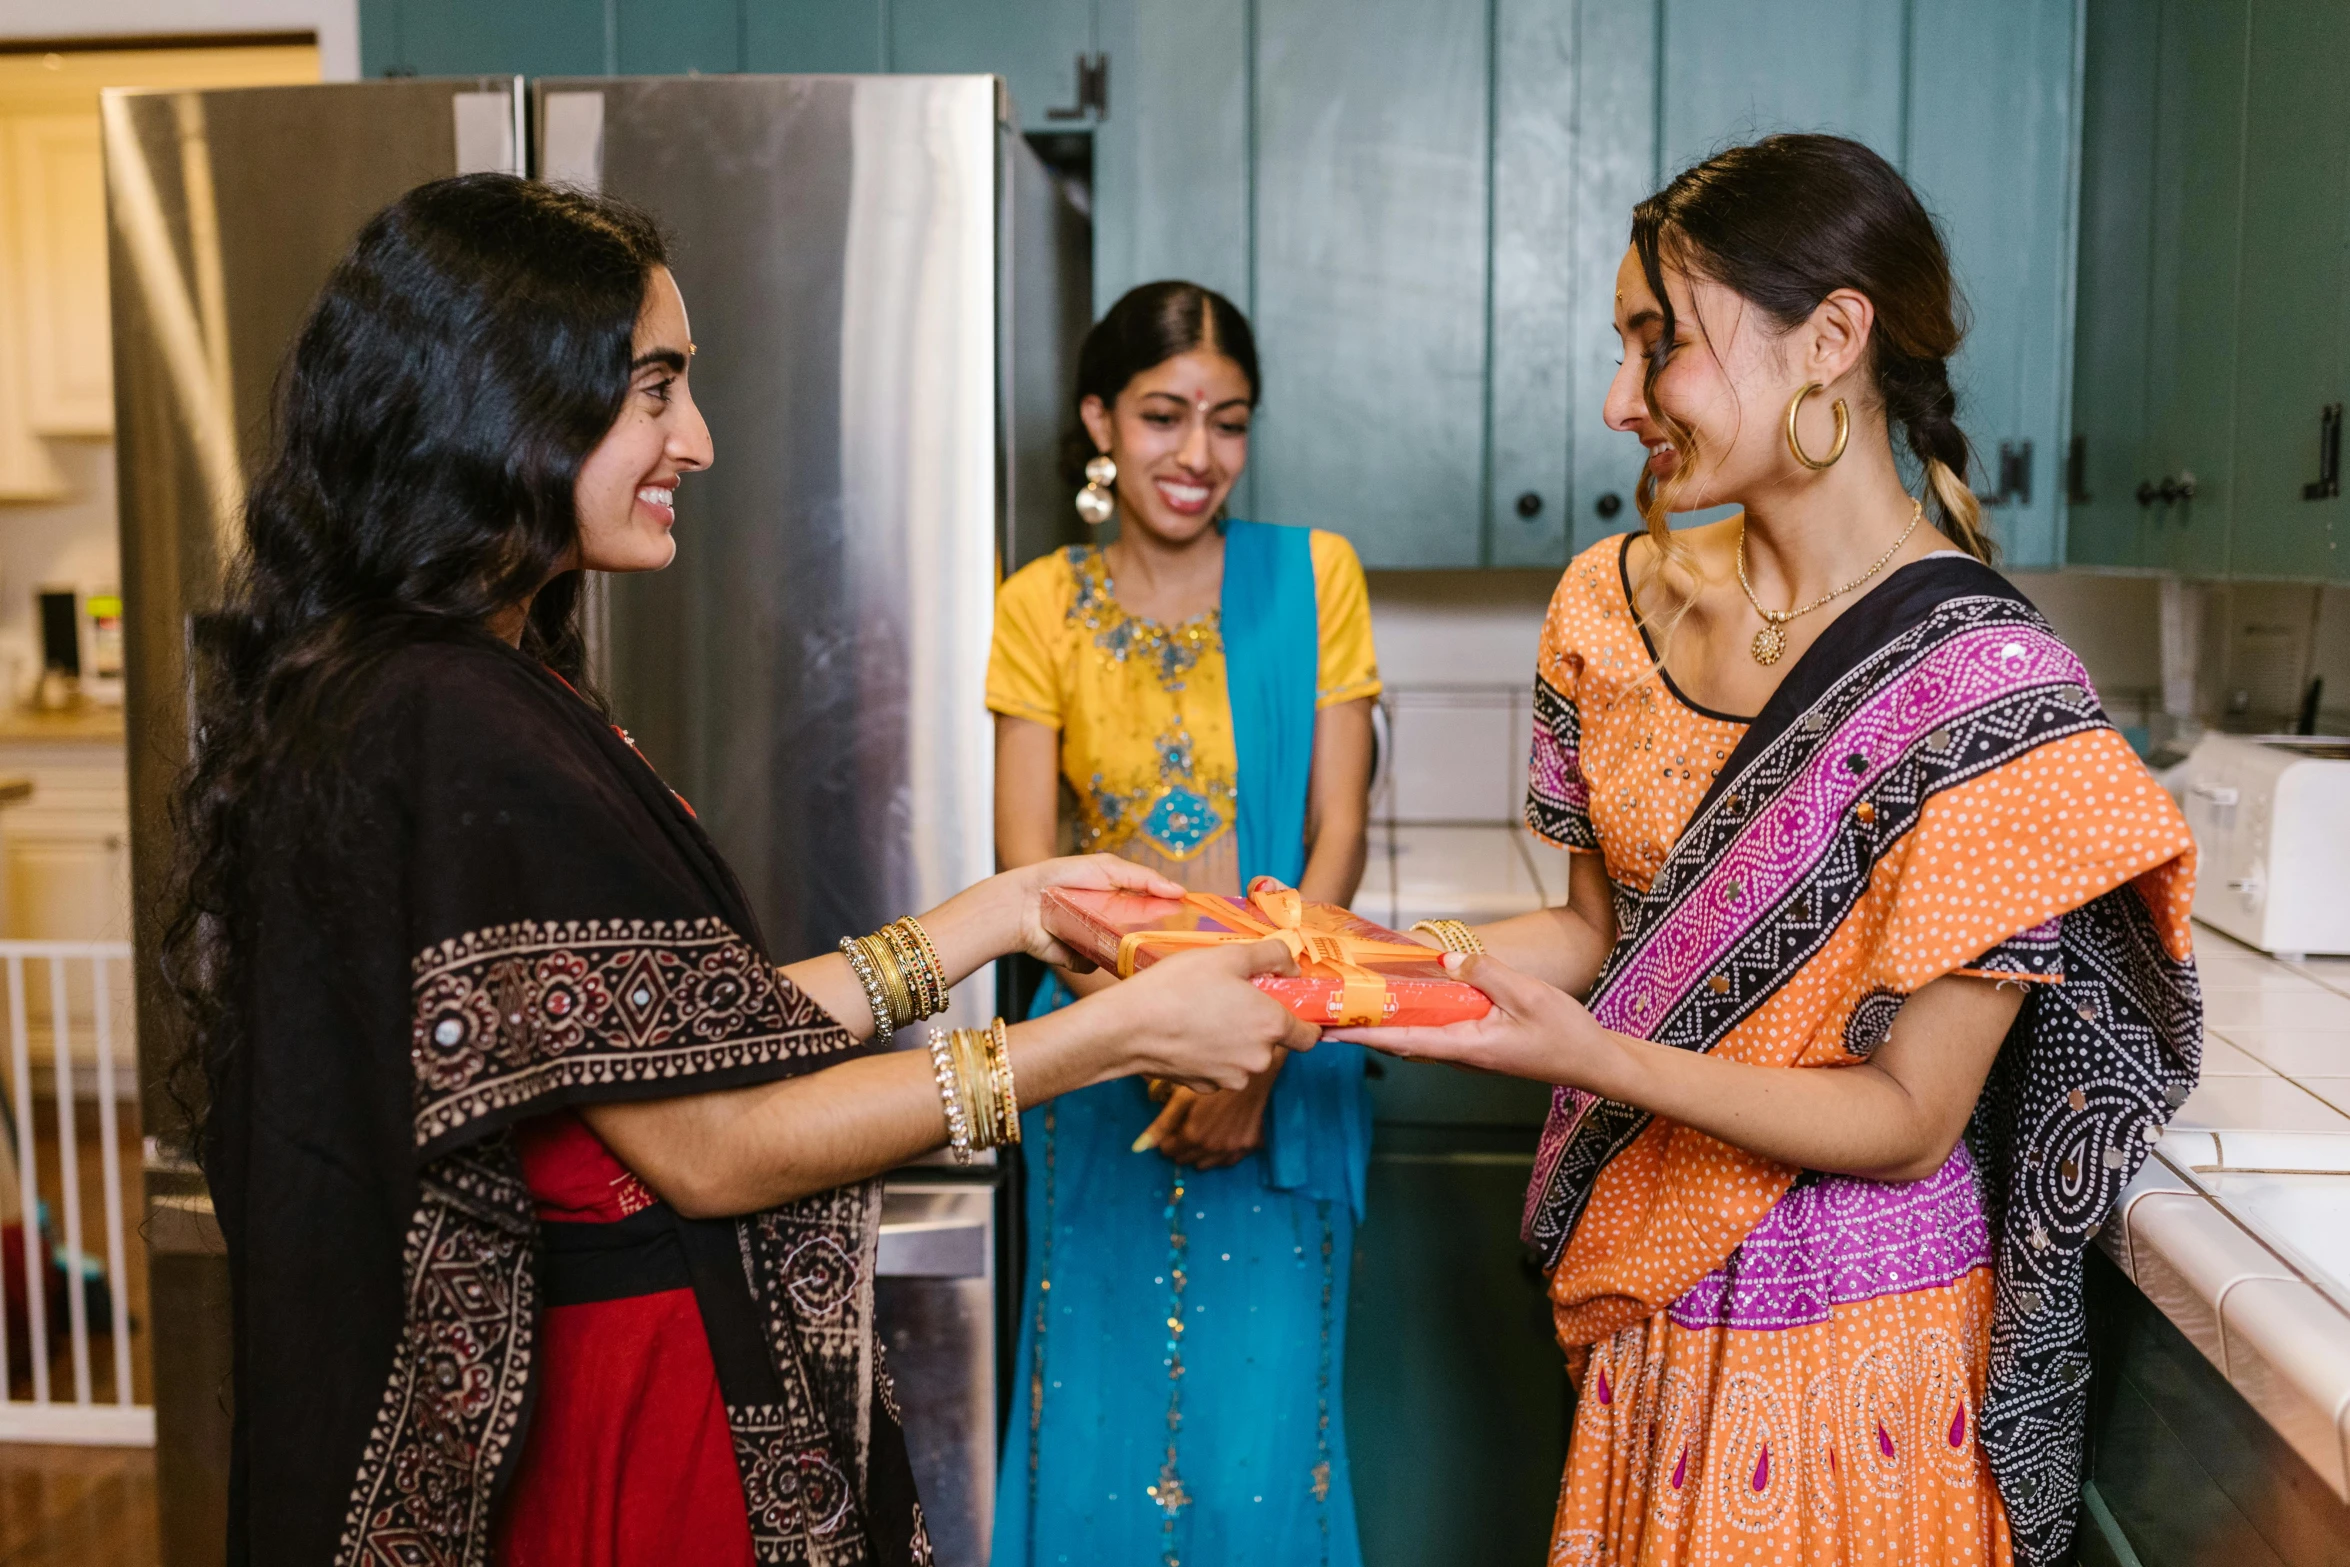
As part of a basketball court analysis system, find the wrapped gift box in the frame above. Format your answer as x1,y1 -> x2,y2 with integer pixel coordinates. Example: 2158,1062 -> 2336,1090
1040,878 -> 1491,1028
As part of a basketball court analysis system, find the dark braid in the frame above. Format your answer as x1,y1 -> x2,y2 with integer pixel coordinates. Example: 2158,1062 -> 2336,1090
1880,351 -> 1993,562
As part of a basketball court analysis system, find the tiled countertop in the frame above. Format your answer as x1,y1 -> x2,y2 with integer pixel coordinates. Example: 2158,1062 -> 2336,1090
1355,825 -> 2350,1502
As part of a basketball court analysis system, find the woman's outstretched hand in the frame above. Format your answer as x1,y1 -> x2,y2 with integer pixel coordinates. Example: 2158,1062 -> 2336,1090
1002,853 -> 1185,969
1332,951 -> 1625,1091
1091,936 -> 1320,1093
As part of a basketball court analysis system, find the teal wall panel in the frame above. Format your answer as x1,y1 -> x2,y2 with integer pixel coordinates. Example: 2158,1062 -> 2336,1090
742,1 -> 884,72
890,0 -> 1092,130
1906,0 -> 2078,568
2067,0 -> 2159,569
617,0 -> 744,74
2225,0 -> 2350,581
1658,0 -> 1907,175
1251,0 -> 1491,567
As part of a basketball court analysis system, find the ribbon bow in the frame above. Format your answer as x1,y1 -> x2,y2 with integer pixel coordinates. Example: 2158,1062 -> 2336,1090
1114,880 -> 1442,1027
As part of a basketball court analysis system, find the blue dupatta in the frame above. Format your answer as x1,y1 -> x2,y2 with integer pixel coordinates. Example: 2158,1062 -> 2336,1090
1222,520 -> 1371,1220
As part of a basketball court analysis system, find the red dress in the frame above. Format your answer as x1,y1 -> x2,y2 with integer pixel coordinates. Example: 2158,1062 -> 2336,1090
496,1112 -> 755,1566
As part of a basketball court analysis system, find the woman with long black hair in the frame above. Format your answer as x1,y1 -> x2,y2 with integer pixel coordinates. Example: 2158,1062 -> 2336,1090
167,174 -> 1314,1567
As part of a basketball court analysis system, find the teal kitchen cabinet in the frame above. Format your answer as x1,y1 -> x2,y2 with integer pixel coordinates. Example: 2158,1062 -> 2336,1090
751,0 -> 1102,132
1907,0 -> 2082,569
2067,0 -> 2250,577
616,0 -> 745,75
2223,0 -> 2350,581
1248,0 -> 1494,568
364,0 -> 765,75
2141,0 -> 2249,577
1099,0 -> 2079,570
361,0 -> 608,76
888,0 -> 1097,131
1660,0 -> 2080,569
366,1 -> 1104,133
740,4 -> 883,74
1345,1066 -> 1569,1567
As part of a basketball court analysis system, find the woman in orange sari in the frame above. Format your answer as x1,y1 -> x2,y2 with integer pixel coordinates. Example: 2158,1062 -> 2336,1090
1350,136 -> 2201,1567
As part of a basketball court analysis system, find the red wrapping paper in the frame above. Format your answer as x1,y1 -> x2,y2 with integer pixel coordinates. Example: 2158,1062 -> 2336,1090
1040,878 -> 1491,1028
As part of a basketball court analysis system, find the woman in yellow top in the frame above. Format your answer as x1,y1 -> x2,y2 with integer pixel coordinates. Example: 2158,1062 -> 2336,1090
988,281 -> 1379,1566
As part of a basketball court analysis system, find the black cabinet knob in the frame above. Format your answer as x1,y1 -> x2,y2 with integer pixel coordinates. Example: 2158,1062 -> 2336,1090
1514,491 -> 1543,518
1595,491 -> 1624,519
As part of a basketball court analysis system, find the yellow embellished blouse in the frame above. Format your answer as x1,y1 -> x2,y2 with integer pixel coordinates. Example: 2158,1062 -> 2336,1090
987,531 -> 1381,891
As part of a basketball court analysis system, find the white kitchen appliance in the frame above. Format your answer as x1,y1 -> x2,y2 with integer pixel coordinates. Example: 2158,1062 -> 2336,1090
2180,732 -> 2350,957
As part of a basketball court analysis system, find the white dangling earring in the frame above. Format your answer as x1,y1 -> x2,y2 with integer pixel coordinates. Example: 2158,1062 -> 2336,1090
1076,454 -> 1117,526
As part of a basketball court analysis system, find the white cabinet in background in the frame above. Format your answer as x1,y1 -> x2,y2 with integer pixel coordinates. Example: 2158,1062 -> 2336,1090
0,713 -> 130,942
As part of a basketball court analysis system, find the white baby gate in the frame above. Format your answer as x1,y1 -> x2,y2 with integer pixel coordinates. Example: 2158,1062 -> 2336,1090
0,941 -> 152,1444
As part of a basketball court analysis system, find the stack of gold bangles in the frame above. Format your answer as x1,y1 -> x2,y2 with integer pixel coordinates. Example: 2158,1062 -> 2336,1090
1410,918 -> 1485,956
927,1018 -> 1020,1163
838,916 -> 950,1040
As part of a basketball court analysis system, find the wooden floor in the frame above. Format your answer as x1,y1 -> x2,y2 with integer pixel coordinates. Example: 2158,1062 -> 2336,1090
0,1444 -> 158,1566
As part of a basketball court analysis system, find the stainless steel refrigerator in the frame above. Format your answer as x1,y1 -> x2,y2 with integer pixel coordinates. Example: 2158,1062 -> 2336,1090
110,73 -> 1088,1567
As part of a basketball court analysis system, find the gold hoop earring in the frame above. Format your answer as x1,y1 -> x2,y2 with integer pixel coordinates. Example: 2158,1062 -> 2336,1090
1075,453 -> 1116,526
1785,382 -> 1849,470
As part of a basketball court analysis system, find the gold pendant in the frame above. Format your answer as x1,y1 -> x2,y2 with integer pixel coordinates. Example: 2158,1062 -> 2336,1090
1751,623 -> 1786,665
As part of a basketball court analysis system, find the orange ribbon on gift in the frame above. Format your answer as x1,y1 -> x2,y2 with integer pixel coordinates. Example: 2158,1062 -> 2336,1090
1112,881 -> 1443,1027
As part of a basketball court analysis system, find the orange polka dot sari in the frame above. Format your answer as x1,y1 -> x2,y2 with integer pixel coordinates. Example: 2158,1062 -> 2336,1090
1522,537 -> 2201,1567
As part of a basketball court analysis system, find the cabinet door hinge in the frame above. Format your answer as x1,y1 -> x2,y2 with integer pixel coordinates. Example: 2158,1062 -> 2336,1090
2304,403 -> 2342,501
1982,440 -> 2032,507
1047,54 -> 1109,121
2066,433 -> 2091,505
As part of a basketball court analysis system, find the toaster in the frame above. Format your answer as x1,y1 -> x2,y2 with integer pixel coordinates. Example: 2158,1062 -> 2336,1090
2180,732 -> 2350,957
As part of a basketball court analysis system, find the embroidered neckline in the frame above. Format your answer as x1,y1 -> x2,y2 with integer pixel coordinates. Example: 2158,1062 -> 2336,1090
1073,544 -> 1219,639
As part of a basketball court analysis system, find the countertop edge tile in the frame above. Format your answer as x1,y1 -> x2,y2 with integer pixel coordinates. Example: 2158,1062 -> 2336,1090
2113,1156 -> 2203,1282
2216,1277 -> 2350,1502
2125,1192 -> 2296,1374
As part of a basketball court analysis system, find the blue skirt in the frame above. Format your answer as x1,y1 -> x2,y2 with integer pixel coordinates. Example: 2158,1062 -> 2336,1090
990,988 -> 1366,1567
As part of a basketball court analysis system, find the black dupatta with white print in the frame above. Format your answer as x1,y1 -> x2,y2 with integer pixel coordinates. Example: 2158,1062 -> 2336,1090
207,637 -> 927,1567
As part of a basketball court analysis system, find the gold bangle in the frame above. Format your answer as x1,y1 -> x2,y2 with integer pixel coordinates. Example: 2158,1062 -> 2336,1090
1410,918 -> 1485,956
952,1026 -> 1002,1150
856,932 -> 917,1028
893,917 -> 950,1016
927,1029 -> 973,1163
989,1016 -> 1021,1145
881,919 -> 947,1021
953,1027 -> 987,1147
837,935 -> 896,1040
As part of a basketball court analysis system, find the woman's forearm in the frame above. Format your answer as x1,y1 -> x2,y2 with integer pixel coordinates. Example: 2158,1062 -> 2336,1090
1475,905 -> 1612,996
1352,961 -> 2018,1182
1564,973 -> 2020,1181
777,874 -> 1031,1042
1297,820 -> 1366,909
1592,1036 -> 1954,1182
588,937 -> 1319,1215
588,989 -> 1143,1214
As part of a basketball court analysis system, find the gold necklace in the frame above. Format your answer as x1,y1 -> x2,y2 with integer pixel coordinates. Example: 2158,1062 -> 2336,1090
1735,498 -> 1923,665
